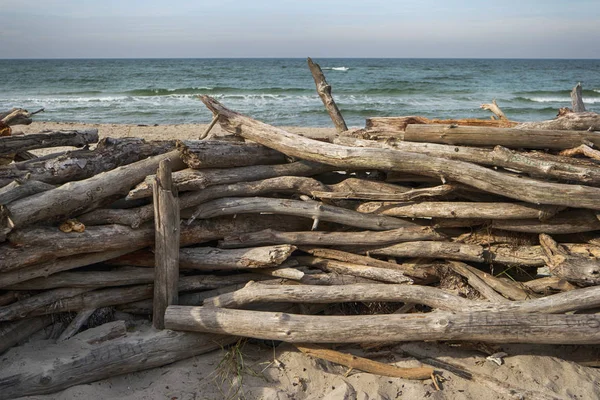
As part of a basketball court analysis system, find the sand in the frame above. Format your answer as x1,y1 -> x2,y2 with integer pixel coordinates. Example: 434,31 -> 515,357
6,122 -> 600,399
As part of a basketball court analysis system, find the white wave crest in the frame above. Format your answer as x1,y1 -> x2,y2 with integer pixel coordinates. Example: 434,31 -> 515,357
322,67 -> 349,71
527,96 -> 600,104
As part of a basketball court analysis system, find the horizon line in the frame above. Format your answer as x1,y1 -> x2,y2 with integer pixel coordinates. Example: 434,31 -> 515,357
2,57 -> 600,61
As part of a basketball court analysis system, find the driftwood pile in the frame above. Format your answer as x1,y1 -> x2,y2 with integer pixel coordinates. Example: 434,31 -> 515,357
2,64 -> 600,398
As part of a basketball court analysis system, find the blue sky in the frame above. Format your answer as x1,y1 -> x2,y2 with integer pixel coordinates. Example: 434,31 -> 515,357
1,0 -> 599,58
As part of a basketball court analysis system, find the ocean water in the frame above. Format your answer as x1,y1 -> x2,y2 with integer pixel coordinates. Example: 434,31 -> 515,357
1,58 -> 599,127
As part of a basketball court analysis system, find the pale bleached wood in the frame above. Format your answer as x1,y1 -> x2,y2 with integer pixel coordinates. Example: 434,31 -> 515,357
571,83 -> 586,113
540,233 -> 600,286
180,245 -> 296,271
480,99 -> 509,120
127,160 -> 336,200
524,276 -> 578,293
446,261 -> 507,302
370,241 -> 484,263
0,129 -> 98,156
312,184 -> 457,201
0,324 -> 236,400
152,159 -> 180,329
307,57 -> 347,133
515,111 -> 600,131
205,283 -> 600,314
365,116 -> 516,131
82,176 -> 331,228
492,210 -> 600,234
165,306 -> 600,344
219,226 -> 445,249
254,267 -> 305,280
57,308 -> 96,341
2,150 -> 185,235
191,197 -> 417,230
357,201 -> 562,220
300,247 -> 437,282
200,96 -> 600,210
177,140 -> 287,168
294,256 -> 412,284
335,136 -> 600,187
458,265 -> 531,301
294,343 -> 433,380
559,144 -> 600,161
404,124 -> 600,150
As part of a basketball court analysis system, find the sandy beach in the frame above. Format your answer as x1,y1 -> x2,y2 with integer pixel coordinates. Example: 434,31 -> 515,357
4,121 -> 598,400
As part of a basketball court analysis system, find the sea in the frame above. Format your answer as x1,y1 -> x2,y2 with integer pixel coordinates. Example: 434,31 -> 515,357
1,58 -> 599,127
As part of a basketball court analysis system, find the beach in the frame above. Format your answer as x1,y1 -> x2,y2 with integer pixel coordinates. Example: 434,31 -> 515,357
7,120 -> 600,400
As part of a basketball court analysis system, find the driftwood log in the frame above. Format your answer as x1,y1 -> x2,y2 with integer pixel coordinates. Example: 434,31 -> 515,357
165,306 -> 600,344
307,57 -> 347,133
127,160 -> 336,200
176,140 -> 287,168
0,323 -> 236,400
403,124 -> 600,150
152,159 -> 180,329
219,226 -> 445,248
191,197 -> 418,230
1,150 -> 185,235
0,138 -> 177,187
200,96 -> 600,210
0,129 -> 98,156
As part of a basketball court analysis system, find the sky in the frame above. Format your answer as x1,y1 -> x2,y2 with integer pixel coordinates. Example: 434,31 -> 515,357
1,0 -> 599,59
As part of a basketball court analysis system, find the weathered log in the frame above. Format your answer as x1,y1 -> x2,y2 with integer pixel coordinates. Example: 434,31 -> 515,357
523,277 -> 578,293
0,129 -> 98,156
335,136 -> 600,187
1,150 -> 185,235
559,144 -> 600,161
294,256 -> 412,284
313,184 -> 457,201
1,224 -> 155,272
480,99 -> 509,121
6,268 -> 156,290
457,264 -> 531,301
0,287 -> 92,321
307,57 -> 347,133
300,247 -> 436,282
0,323 -> 236,400
180,245 -> 297,271
446,261 -> 507,302
0,138 -> 177,187
0,291 -> 19,306
357,201 -> 563,221
23,274 -> 269,317
540,233 -> 600,286
0,249 -> 135,289
491,210 -> 600,234
200,96 -> 600,210
197,283 -> 600,314
191,197 -> 417,230
152,159 -> 180,329
255,267 -> 305,280
165,306 -> 600,344
368,241 -> 551,267
0,178 -> 55,205
127,160 -> 336,200
219,226 -> 445,249
294,343 -> 433,380
571,83 -> 586,113
365,116 -> 515,131
0,316 -> 52,355
57,308 -> 97,341
82,176 -> 331,228
177,139 -> 287,168
404,124 -> 600,150
515,111 -> 600,131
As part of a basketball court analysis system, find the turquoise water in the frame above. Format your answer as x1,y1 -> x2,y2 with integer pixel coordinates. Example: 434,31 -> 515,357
1,58 -> 599,127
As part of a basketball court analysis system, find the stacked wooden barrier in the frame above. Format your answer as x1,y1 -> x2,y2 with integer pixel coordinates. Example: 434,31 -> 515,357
1,98 -> 600,398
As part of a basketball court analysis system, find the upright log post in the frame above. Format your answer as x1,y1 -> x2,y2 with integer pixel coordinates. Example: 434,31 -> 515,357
571,82 -> 586,113
152,159 -> 180,329
307,57 -> 348,133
